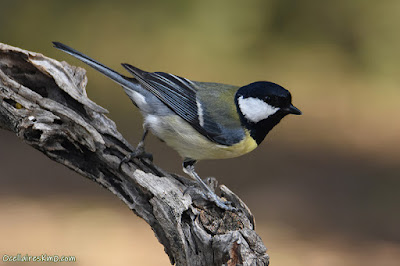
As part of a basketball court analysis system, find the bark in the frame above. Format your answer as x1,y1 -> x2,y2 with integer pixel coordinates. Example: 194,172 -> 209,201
0,43 -> 269,266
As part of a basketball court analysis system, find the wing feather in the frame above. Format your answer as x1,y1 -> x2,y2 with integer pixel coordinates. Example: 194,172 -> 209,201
122,64 -> 244,145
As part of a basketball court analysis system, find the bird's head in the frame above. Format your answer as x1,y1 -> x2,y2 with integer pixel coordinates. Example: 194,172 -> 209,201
235,81 -> 301,144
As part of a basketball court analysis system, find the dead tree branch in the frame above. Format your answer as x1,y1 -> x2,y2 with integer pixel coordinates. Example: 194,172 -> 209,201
0,43 -> 269,266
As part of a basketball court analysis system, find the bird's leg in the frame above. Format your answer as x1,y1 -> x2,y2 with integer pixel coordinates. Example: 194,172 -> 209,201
183,159 -> 236,211
119,129 -> 153,169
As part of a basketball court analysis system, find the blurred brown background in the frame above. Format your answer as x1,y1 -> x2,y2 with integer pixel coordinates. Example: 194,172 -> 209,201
1,0 -> 399,265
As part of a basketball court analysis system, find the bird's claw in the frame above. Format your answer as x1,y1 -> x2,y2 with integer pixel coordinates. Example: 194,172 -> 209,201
184,185 -> 237,212
119,147 -> 153,170
206,192 -> 237,212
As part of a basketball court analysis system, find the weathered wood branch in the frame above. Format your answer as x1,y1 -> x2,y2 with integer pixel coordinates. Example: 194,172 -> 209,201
0,43 -> 269,266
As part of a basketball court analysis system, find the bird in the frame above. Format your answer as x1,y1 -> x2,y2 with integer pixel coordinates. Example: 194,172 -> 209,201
53,42 -> 302,211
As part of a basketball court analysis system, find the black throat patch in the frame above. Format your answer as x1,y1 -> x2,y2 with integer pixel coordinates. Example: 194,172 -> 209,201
235,97 -> 286,145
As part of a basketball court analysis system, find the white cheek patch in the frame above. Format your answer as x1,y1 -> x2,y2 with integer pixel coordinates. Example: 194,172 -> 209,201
238,96 -> 280,123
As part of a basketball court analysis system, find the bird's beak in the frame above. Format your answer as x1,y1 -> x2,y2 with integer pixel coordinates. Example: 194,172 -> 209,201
285,104 -> 302,115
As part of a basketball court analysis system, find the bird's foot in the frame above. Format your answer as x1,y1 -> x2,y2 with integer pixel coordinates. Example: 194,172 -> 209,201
184,181 -> 237,212
119,145 -> 153,170
205,190 -> 237,212
182,159 -> 237,211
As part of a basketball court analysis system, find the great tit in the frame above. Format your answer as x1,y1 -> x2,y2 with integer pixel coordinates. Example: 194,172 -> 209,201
53,42 -> 301,210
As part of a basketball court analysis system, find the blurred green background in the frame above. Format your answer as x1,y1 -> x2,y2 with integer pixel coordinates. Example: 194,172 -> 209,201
1,0 -> 399,265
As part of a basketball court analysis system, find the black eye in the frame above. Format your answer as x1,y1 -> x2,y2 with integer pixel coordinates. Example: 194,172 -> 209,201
268,96 -> 280,106
266,95 -> 289,108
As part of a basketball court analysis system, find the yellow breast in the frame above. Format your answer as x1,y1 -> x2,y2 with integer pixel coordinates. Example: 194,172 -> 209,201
214,130 -> 258,159
146,115 -> 258,160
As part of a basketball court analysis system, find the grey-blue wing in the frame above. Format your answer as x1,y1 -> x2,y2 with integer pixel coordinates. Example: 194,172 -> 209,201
122,64 -> 245,145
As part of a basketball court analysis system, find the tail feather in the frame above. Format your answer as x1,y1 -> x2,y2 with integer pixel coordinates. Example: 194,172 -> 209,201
52,42 -> 136,90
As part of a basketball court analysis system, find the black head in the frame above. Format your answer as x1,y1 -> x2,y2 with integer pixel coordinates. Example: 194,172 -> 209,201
235,81 -> 301,144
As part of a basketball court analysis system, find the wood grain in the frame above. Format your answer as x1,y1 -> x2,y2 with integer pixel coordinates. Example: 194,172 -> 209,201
0,43 -> 268,266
